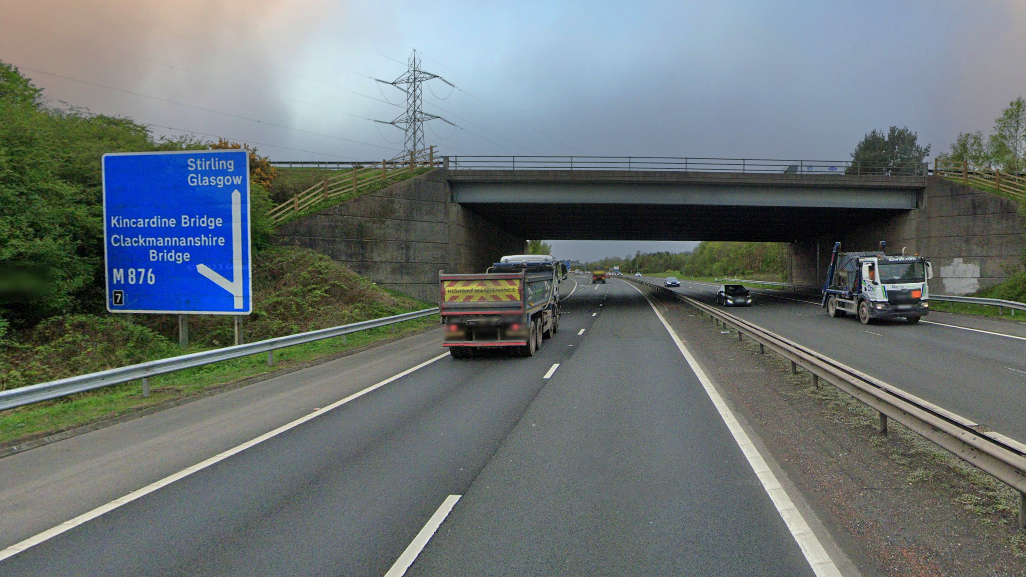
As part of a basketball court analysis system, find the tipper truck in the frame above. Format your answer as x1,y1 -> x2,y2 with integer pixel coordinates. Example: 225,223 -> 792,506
440,255 -> 563,358
821,241 -> 933,325
592,268 -> 607,284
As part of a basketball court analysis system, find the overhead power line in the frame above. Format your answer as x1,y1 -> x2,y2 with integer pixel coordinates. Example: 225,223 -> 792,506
374,50 -> 456,154
414,49 -> 584,154
81,0 -> 400,108
8,18 -> 382,124
20,67 -> 401,154
424,100 -> 542,155
146,124 -> 365,160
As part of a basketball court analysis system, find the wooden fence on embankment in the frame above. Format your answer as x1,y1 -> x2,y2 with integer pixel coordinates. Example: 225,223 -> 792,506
268,146 -> 440,224
935,157 -> 1026,203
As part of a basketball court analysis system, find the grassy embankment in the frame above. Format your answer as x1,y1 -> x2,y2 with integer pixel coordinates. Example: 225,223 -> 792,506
0,247 -> 438,447
268,165 -> 435,226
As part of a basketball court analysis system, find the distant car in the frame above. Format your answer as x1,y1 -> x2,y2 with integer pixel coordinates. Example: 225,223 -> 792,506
664,276 -> 681,287
716,284 -> 752,307
635,272 -> 642,277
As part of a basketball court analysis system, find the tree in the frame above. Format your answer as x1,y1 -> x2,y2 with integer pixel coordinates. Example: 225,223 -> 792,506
990,97 -> 1026,174
944,131 -> 992,168
207,139 -> 277,249
526,240 -> 552,255
0,61 -> 42,106
849,126 -> 930,175
208,138 -> 278,189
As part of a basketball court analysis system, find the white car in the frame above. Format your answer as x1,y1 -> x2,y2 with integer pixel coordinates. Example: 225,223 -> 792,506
635,272 -> 642,277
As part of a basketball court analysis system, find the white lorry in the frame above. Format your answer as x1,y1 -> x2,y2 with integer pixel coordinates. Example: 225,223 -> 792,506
821,242 -> 933,325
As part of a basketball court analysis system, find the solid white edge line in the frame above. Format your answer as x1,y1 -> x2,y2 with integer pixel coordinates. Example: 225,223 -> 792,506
920,319 -> 1026,341
543,363 -> 560,379
0,351 -> 453,563
577,329 -> 585,335
718,283 -> 1026,340
624,282 -> 842,577
383,494 -> 461,577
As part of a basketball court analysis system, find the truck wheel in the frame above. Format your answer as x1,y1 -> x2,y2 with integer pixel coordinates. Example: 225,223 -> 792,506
521,323 -> 537,357
552,314 -> 559,335
906,315 -> 921,325
450,347 -> 465,359
858,301 -> 872,325
827,296 -> 844,318
534,319 -> 544,351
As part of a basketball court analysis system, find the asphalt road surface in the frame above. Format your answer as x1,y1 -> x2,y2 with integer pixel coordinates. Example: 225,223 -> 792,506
0,278 -> 827,576
647,276 -> 1026,445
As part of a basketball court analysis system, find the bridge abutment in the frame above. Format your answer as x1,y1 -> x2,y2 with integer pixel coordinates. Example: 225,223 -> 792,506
274,169 -> 524,303
790,177 -> 1025,295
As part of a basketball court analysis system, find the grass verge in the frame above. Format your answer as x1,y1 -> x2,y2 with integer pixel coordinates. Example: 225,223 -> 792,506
0,314 -> 439,450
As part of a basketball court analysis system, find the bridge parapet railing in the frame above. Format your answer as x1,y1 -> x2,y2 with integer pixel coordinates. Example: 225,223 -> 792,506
448,155 -> 929,176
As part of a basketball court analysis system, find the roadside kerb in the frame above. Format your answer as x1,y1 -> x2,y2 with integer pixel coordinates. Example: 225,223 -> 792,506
630,278 -> 1026,528
0,308 -> 439,412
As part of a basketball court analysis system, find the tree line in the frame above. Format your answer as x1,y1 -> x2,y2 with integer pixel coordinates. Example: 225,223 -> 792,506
0,61 -> 275,334
585,242 -> 789,279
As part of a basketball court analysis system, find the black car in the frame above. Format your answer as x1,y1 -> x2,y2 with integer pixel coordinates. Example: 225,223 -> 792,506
716,284 -> 752,306
664,276 -> 681,287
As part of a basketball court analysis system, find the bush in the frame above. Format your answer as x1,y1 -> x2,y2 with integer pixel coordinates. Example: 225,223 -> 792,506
1,315 -> 176,390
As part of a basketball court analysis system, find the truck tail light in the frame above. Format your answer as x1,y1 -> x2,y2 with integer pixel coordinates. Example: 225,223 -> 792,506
509,323 -> 522,331
912,290 -> 922,298
447,324 -> 460,332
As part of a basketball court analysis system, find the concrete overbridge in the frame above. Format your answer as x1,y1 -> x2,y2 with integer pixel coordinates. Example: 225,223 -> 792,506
275,154 -> 1022,300
447,160 -> 925,241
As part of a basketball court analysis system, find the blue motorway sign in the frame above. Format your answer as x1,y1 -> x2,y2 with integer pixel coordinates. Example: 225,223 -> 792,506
102,150 -> 252,314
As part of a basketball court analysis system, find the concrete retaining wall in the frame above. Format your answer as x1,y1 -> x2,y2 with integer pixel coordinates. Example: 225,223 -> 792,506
274,169 -> 525,303
790,177 -> 1025,295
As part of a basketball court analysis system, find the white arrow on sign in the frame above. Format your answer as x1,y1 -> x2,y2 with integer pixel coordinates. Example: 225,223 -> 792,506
197,189 -> 244,309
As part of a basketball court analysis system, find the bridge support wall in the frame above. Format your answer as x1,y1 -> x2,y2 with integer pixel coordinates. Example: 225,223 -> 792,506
274,169 -> 524,303
790,177 -> 1025,295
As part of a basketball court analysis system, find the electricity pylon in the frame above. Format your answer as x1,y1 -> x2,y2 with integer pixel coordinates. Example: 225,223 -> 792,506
375,50 -> 455,155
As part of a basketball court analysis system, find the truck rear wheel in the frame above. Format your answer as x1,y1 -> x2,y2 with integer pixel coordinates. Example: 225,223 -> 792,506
520,323 -> 537,357
827,296 -> 844,318
858,300 -> 872,325
534,319 -> 544,351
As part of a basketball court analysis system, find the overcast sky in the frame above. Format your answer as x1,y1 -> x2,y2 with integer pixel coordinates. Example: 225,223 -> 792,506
2,0 -> 1025,261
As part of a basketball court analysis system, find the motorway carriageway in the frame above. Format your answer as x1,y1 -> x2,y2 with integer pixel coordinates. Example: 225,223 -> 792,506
646,276 -> 1026,445
0,279 -> 840,576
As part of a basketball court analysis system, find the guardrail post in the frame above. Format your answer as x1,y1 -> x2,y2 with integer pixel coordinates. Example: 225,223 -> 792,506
737,331 -> 742,342
759,343 -> 765,354
790,361 -> 797,375
267,350 -> 274,366
178,315 -> 189,349
442,156 -> 449,170
1019,491 -> 1025,530
878,413 -> 888,435
142,377 -> 149,398
812,374 -> 820,389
